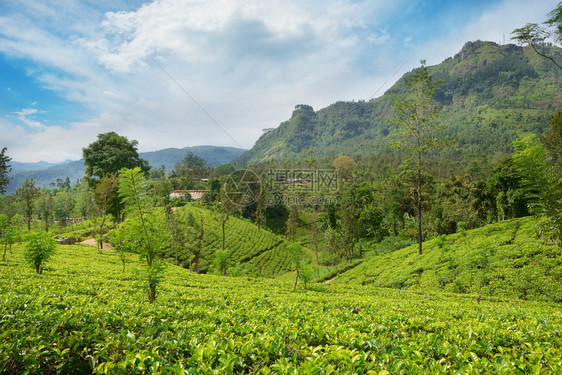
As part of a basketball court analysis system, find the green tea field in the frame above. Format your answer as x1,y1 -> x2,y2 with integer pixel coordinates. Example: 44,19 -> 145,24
1,242 -> 562,374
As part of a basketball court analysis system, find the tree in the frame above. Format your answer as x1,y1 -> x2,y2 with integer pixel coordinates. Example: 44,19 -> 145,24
173,151 -> 210,178
512,3 -> 562,69
288,242 -> 307,290
115,167 -> 166,302
82,132 -> 148,223
333,155 -> 357,181
513,135 -> 562,248
35,193 -> 54,231
53,191 -> 76,228
213,250 -> 230,276
16,179 -> 38,231
83,132 -> 149,186
24,230 -> 56,274
387,60 -> 447,255
541,109 -> 562,167
92,174 -> 120,249
0,147 -> 12,195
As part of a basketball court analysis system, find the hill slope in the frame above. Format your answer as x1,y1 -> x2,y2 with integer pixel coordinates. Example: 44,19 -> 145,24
2,236 -> 562,372
237,41 -> 562,165
155,204 -> 304,277
333,216 -> 562,302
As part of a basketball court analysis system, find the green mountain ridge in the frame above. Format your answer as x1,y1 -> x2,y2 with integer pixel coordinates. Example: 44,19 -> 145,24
236,41 -> 562,165
5,145 -> 244,194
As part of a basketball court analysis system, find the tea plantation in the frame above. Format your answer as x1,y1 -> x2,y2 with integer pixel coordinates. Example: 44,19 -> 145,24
2,239 -> 562,374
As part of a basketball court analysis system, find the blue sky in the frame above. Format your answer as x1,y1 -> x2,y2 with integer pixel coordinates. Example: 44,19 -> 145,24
0,0 -> 558,162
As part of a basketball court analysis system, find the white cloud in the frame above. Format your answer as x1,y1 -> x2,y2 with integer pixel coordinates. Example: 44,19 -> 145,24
0,0 -> 558,163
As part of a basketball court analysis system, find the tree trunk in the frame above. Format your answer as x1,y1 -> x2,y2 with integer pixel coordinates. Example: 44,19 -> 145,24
417,149 -> 423,255
293,268 -> 300,290
222,219 -> 226,251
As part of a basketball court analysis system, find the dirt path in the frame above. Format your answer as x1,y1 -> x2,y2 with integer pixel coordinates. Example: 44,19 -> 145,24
80,238 -> 114,250
325,274 -> 339,283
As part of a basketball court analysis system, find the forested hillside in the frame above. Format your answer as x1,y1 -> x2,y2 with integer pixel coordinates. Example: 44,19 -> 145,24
237,41 -> 562,165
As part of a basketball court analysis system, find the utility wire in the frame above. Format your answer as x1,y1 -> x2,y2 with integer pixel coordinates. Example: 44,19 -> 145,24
368,53 -> 415,100
149,56 -> 244,150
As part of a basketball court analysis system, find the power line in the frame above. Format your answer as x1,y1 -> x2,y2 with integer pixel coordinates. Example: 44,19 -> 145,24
149,56 -> 244,150
368,53 -> 415,100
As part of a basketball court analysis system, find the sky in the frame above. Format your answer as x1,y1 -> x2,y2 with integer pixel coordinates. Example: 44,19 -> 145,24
0,0 -> 558,163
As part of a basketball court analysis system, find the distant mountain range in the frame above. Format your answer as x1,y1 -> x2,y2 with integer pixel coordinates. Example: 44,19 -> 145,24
5,145 -> 244,194
235,41 -> 562,165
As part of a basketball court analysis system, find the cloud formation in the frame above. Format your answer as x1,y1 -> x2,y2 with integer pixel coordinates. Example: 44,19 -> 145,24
0,0 -> 559,162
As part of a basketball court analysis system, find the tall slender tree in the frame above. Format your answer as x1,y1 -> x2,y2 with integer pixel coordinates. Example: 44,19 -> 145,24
387,60 -> 448,255
0,147 -> 12,195
16,179 -> 38,232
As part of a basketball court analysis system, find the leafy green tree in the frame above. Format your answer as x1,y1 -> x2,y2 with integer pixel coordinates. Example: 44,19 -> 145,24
92,174 -> 119,249
24,230 -> 56,274
512,2 -> 562,69
214,188 -> 237,251
83,132 -> 148,223
486,157 -> 528,221
288,242 -> 307,289
387,60 -> 448,255
35,193 -> 54,231
53,191 -> 76,228
0,147 -> 12,195
333,155 -> 357,180
83,132 -> 149,186
213,250 -> 230,276
173,151 -> 210,178
541,109 -> 562,167
116,167 -> 167,302
513,135 -> 562,248
16,179 -> 38,232
0,214 -> 14,261
285,200 -> 299,241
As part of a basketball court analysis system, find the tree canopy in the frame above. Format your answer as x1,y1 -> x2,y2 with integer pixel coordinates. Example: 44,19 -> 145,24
82,132 -> 149,186
0,148 -> 12,195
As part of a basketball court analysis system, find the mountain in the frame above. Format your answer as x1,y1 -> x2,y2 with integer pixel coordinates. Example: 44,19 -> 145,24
236,41 -> 562,165
5,145 -> 245,193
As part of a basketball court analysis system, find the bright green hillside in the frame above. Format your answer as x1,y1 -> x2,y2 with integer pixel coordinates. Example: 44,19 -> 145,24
333,216 -> 562,302
2,242 -> 562,373
159,205 -> 304,277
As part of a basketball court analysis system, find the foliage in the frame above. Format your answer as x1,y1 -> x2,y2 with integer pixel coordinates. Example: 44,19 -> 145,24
541,109 -> 562,166
335,217 -> 562,303
172,151 -> 211,178
513,135 -> 562,247
16,179 -> 38,231
388,60 -> 448,255
23,230 -> 56,274
82,132 -> 149,186
0,147 -> 12,195
512,2 -> 562,69
115,167 -> 167,302
2,244 -> 562,373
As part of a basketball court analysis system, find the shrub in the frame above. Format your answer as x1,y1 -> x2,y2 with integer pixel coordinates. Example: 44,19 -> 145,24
24,231 -> 56,274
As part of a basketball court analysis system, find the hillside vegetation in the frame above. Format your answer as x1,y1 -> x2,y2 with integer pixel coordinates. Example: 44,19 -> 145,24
157,205 -> 304,277
2,243 -> 562,373
333,216 -> 562,302
237,41 -> 562,165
